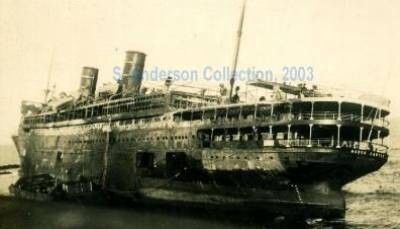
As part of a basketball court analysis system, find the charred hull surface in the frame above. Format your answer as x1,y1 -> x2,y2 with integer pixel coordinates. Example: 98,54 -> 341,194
132,195 -> 345,223
135,180 -> 346,220
201,148 -> 388,188
278,149 -> 388,186
9,177 -> 345,221
11,132 -> 386,221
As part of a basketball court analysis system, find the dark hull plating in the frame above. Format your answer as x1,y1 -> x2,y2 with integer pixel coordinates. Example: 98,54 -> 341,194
11,114 -> 388,220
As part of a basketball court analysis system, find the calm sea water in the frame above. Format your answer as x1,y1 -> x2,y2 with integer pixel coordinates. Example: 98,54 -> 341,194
0,145 -> 399,228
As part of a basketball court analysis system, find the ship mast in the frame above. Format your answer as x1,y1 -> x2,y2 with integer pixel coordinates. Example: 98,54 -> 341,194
44,50 -> 54,103
228,0 -> 247,102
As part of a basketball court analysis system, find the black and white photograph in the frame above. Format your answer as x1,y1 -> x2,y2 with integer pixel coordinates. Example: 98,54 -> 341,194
0,0 -> 399,228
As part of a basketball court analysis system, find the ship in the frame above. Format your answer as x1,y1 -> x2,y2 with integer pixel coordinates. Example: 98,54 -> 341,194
10,2 -> 390,222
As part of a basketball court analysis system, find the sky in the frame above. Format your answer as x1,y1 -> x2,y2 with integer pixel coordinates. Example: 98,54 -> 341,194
0,0 -> 399,145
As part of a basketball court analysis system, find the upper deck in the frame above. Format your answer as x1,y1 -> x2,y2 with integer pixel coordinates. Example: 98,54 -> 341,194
20,78 -> 390,150
172,96 -> 390,156
21,90 -> 220,128
173,97 -> 390,129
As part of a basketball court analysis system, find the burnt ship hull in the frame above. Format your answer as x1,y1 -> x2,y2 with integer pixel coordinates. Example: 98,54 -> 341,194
11,49 -> 390,221
10,113 -> 388,220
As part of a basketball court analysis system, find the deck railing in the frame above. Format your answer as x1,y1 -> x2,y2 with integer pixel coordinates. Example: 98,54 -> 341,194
206,137 -> 388,157
271,139 -> 388,154
209,112 -> 390,128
